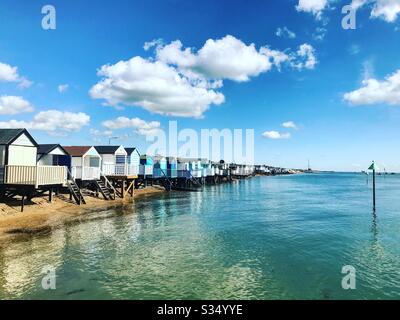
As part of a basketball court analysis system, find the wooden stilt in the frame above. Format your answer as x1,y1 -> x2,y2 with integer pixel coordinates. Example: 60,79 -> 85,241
49,188 -> 53,203
21,194 -> 25,212
121,180 -> 125,199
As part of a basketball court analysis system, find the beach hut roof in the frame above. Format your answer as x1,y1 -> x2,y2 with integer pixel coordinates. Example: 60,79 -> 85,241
0,128 -> 38,146
94,145 -> 123,154
37,144 -> 69,156
177,157 -> 199,163
125,147 -> 139,155
153,154 -> 166,161
63,146 -> 93,157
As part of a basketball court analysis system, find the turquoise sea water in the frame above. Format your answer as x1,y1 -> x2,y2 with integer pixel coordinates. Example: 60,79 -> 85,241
1,173 -> 400,299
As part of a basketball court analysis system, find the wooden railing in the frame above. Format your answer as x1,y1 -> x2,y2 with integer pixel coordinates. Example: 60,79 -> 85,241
71,166 -> 101,180
102,164 -> 139,176
5,165 -> 67,187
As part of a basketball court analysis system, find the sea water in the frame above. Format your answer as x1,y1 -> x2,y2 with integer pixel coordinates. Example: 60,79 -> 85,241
1,173 -> 399,299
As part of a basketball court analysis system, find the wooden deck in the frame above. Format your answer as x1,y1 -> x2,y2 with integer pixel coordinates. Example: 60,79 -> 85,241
2,165 -> 67,188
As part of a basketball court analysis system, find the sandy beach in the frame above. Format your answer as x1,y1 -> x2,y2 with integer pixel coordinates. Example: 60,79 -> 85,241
0,186 -> 165,244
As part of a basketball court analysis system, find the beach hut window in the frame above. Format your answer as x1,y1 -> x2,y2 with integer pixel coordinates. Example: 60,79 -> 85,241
90,157 -> 100,167
116,155 -> 126,164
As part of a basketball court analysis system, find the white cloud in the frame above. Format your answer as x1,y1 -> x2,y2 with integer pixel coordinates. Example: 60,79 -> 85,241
351,0 -> 400,22
297,0 -> 400,23
90,35 -> 317,118
0,95 -> 34,115
0,110 -> 90,132
282,121 -> 298,129
0,62 -> 19,82
262,131 -> 291,139
371,0 -> 400,22
90,128 -> 113,137
90,56 -> 225,118
102,116 -> 161,136
58,84 -> 69,93
296,0 -> 328,19
144,38 -> 163,51
156,35 -> 281,82
344,69 -> 400,105
275,27 -> 296,39
0,62 -> 32,88
292,44 -> 317,70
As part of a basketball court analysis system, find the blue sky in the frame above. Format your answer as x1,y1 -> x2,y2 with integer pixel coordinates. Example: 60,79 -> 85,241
0,0 -> 400,171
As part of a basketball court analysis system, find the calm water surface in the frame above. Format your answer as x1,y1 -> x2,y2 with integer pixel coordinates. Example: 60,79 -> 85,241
1,173 -> 400,299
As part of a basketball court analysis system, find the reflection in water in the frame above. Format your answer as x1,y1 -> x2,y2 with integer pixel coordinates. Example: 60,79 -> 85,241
1,174 -> 400,299
0,228 -> 66,298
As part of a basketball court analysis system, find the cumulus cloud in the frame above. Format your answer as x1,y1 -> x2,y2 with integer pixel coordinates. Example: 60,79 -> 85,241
0,62 -> 32,88
370,0 -> 400,22
102,116 -> 161,136
291,44 -> 317,70
0,110 -> 90,133
90,35 -> 317,118
90,56 -> 225,118
296,0 -> 328,19
58,84 -> 69,93
344,69 -> 400,105
156,35 -> 281,82
0,95 -> 34,115
282,121 -> 298,129
276,27 -> 296,39
351,0 -> 400,22
262,131 -> 291,139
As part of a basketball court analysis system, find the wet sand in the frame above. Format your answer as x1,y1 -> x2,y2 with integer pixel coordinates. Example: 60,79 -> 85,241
0,186 -> 165,243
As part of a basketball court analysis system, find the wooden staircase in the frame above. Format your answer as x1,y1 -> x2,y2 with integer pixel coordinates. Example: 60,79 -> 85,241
157,169 -> 173,191
95,173 -> 118,200
66,171 -> 86,205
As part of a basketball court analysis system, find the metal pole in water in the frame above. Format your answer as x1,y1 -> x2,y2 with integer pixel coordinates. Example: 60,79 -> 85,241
372,167 -> 376,211
369,161 -> 377,212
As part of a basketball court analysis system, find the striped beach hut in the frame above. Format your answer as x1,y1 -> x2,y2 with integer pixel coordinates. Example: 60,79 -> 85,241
139,154 -> 153,178
125,147 -> 140,176
166,156 -> 178,178
95,145 -> 128,176
177,158 -> 202,178
153,155 -> 167,178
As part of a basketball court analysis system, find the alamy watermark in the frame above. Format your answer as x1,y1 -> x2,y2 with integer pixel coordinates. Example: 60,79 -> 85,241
41,5 -> 56,30
342,4 -> 357,30
341,265 -> 356,290
144,121 -> 255,165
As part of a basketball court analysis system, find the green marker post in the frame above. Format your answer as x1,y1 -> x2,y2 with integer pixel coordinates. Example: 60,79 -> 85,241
368,161 -> 377,211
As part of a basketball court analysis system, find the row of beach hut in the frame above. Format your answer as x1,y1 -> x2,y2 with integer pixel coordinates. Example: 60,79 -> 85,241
0,128 -> 260,211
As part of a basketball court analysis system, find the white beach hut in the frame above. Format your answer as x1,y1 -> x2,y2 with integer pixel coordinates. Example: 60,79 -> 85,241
63,146 -> 102,181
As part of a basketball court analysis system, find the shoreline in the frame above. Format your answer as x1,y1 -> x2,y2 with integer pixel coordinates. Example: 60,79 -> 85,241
0,186 -> 166,244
